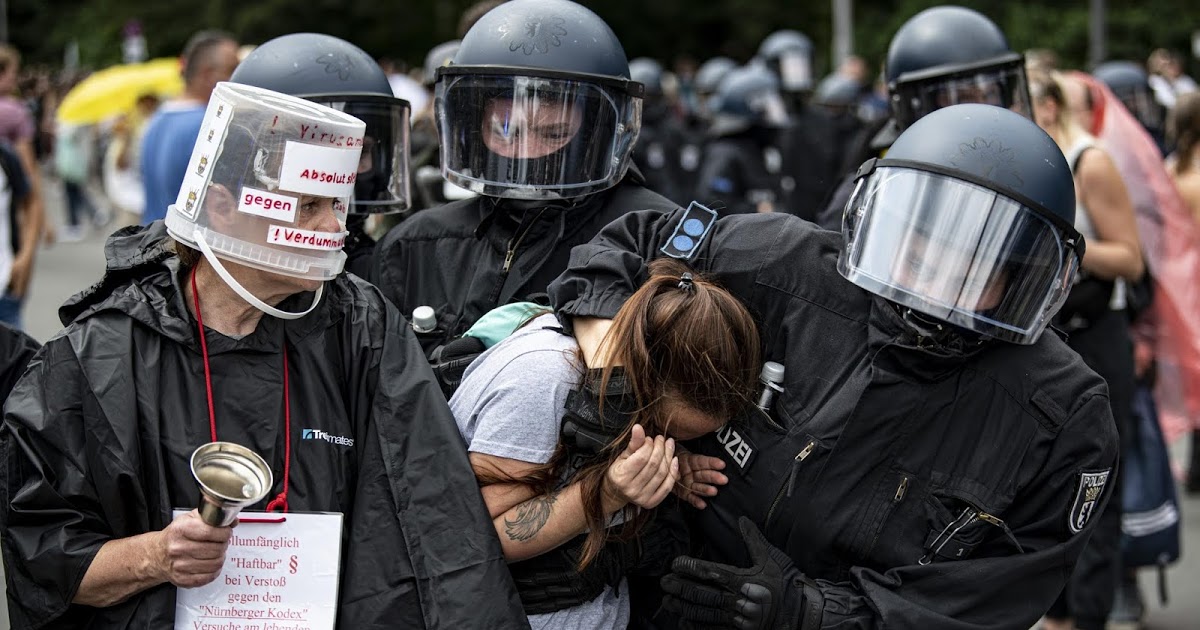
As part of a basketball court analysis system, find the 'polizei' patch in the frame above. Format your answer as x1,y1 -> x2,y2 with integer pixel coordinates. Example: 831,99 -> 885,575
1068,470 -> 1111,534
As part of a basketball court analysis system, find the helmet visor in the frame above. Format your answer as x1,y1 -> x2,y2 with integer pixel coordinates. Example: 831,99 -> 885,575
1114,87 -> 1164,130
310,95 -> 411,214
838,166 -> 1080,344
776,51 -> 814,93
436,72 -> 641,199
894,61 -> 1031,128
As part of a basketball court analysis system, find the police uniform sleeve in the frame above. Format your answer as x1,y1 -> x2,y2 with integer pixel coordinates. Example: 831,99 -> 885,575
337,293 -> 529,630
0,339 -> 112,630
810,391 -> 1120,629
550,207 -> 792,327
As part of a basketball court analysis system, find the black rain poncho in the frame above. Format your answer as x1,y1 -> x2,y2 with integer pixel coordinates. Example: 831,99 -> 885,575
0,223 -> 529,630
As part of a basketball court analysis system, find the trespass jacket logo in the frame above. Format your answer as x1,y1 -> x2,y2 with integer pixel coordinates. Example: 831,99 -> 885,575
302,428 -> 354,447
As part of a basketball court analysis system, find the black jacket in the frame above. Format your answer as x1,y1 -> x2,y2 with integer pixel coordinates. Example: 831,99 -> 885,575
549,209 -> 1119,629
372,171 -> 679,354
694,135 -> 778,216
632,108 -> 691,205
0,322 -> 37,402
0,223 -> 528,630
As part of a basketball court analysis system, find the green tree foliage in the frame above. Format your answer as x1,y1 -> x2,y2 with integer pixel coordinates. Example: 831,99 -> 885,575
8,0 -> 1198,78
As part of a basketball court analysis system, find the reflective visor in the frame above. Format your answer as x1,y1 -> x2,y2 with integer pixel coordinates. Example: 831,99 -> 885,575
893,60 -> 1031,128
838,166 -> 1081,344
435,73 -> 641,199
310,95 -> 411,214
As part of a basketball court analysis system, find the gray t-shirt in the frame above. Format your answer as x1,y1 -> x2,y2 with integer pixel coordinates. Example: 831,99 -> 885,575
449,314 -> 630,630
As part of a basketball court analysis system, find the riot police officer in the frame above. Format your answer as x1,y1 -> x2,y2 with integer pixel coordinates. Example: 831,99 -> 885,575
695,65 -> 789,215
758,29 -> 841,221
372,0 -> 678,367
411,40 -> 467,213
816,5 -> 1033,230
550,104 -> 1118,628
229,33 -> 412,278
629,57 -> 689,204
679,56 -> 737,196
813,73 -> 868,178
1094,61 -> 1168,153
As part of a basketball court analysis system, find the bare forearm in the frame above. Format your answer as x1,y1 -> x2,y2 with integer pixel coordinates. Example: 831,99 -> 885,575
1080,241 -> 1144,282
15,142 -> 40,197
17,197 -> 42,262
73,533 -> 166,608
14,142 -> 43,261
494,483 -> 623,562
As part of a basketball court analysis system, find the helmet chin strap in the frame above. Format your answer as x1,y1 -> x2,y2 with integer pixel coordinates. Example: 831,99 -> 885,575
193,228 -> 323,321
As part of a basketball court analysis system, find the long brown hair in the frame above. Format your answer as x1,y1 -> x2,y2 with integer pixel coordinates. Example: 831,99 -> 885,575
505,258 -> 761,569
1169,92 -> 1200,175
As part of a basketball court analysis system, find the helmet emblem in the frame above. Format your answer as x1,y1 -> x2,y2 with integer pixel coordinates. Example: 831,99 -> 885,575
951,137 -> 1024,189
316,52 -> 355,81
500,16 -> 568,55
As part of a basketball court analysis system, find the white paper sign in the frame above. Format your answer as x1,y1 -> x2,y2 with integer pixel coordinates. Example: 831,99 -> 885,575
174,511 -> 343,630
238,187 -> 298,222
174,97 -> 234,221
277,142 -> 361,199
266,226 -> 348,251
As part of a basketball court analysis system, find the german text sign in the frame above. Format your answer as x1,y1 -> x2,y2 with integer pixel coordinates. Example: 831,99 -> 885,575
174,511 -> 343,630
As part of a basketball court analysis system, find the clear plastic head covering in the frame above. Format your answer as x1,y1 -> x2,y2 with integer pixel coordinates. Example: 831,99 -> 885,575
165,82 -> 365,281
435,69 -> 642,199
307,94 -> 411,214
838,164 -> 1083,344
892,55 -> 1031,129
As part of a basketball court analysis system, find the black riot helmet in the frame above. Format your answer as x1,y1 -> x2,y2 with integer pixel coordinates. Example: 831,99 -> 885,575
695,57 -> 737,99
423,40 -> 461,87
231,33 -> 411,215
839,104 -> 1082,345
1093,61 -> 1165,133
758,30 -> 814,93
629,58 -> 665,97
884,6 -> 1031,134
814,74 -> 862,112
710,64 -> 790,136
435,0 -> 643,200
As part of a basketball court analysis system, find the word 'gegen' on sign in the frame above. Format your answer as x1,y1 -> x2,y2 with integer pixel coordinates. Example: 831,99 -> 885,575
237,187 -> 298,222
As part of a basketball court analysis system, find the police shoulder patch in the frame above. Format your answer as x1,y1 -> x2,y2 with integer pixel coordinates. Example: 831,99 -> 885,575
1068,469 -> 1111,534
660,202 -> 718,261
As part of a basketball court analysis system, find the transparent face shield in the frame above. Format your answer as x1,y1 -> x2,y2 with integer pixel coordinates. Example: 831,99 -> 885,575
774,51 -> 813,93
838,166 -> 1082,344
1114,87 -> 1165,131
166,82 -> 365,283
710,86 -> 791,136
309,95 -> 412,214
893,60 -> 1032,129
435,72 -> 642,199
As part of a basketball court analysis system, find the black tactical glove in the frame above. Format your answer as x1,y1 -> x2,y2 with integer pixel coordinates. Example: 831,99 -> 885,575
661,517 -> 821,629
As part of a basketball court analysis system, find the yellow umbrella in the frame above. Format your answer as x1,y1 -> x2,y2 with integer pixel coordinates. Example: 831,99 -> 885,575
57,57 -> 184,124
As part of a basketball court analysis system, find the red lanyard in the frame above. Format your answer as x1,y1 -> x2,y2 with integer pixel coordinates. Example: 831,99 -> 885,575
191,267 -> 291,513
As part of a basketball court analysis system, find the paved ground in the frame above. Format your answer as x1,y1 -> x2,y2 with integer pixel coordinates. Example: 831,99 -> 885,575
2,183 -> 1197,628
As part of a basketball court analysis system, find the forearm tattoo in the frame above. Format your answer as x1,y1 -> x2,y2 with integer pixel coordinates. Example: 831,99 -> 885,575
504,490 -> 559,542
